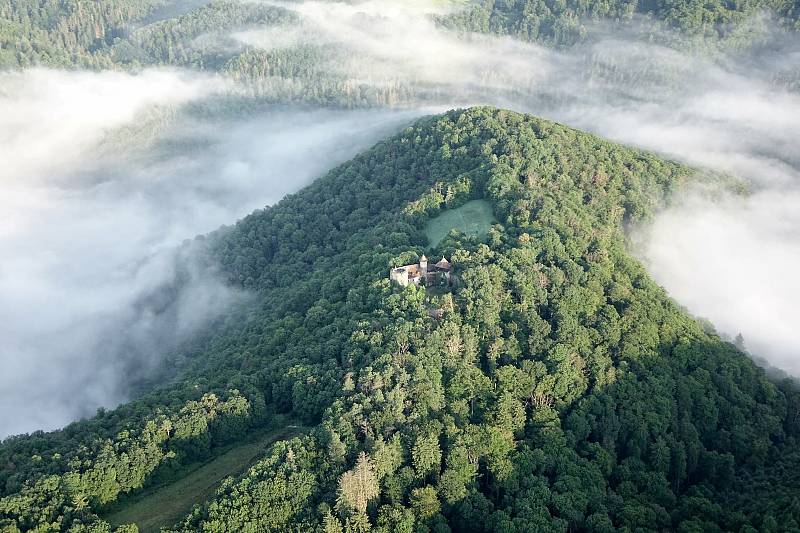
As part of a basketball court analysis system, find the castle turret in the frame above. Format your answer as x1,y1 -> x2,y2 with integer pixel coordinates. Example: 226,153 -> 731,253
390,267 -> 410,287
419,254 -> 428,276
435,256 -> 452,285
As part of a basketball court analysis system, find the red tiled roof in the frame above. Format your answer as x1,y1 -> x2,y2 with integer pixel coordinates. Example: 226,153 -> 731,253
405,265 -> 422,277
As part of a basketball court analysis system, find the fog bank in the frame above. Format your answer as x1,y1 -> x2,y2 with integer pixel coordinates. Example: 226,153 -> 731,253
0,67 -> 424,437
641,190 -> 800,372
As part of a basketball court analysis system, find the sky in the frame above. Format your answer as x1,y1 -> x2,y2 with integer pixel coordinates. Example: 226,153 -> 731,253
2,0 -> 800,437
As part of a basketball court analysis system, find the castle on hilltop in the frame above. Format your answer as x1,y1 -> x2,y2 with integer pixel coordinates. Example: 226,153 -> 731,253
390,255 -> 451,287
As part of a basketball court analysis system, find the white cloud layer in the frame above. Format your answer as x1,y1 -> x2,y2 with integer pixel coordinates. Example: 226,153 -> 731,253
640,190 -> 800,372
0,67 -> 424,437
0,69 -> 221,183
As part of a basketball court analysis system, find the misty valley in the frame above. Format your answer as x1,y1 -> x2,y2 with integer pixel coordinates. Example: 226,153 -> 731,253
1,0 -> 800,532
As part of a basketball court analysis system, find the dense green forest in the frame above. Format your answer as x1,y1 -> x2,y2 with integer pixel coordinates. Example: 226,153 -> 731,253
443,0 -> 800,47
0,0 -> 164,67
2,1 -> 800,531
2,0 -> 799,106
2,107 -> 799,531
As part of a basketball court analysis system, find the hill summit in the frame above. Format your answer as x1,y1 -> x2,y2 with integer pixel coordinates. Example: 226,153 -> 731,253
2,108 -> 799,532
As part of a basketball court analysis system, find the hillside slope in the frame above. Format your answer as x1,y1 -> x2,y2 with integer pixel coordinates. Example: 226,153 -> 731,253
2,107 -> 799,532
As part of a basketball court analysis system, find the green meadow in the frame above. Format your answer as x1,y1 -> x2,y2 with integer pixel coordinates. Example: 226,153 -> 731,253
103,423 -> 305,532
424,199 -> 496,248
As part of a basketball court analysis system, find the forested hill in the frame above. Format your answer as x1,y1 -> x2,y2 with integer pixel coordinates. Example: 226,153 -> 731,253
3,0 -> 799,71
0,0 -> 164,68
2,107 -> 799,532
443,0 -> 800,47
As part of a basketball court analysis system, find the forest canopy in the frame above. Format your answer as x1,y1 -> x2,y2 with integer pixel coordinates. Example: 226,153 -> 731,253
1,107 -> 798,532
2,0 -> 800,531
2,0 -> 799,71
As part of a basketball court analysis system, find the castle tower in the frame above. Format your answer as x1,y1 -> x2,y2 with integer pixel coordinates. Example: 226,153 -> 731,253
390,267 -> 410,287
419,254 -> 428,276
435,256 -> 452,285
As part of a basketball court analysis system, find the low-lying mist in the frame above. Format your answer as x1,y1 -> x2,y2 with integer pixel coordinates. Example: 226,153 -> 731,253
3,0 -> 800,437
0,68 -> 424,438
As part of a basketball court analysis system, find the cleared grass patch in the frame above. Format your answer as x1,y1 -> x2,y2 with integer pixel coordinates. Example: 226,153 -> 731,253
424,199 -> 496,248
103,422 -> 305,533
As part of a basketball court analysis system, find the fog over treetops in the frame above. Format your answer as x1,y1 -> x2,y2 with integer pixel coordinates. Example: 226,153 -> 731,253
1,0 -> 799,437
5,2 -> 800,531
0,67 -> 424,437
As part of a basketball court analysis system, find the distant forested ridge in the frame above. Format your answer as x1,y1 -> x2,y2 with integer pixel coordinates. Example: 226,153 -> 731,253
442,0 -> 800,47
0,0 -> 165,68
2,107 -> 799,532
2,0 -> 798,97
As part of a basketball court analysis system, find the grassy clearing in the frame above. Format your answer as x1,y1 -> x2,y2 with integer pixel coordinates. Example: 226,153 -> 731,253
103,422 -> 305,533
424,199 -> 496,248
